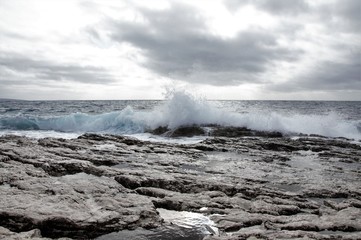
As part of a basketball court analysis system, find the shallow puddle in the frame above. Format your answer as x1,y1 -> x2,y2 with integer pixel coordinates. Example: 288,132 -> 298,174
157,208 -> 218,235
96,208 -> 218,240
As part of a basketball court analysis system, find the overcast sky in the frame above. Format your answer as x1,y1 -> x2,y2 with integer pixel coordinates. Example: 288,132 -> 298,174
0,0 -> 360,100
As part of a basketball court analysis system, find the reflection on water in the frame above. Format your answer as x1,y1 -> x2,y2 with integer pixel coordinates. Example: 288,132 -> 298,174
96,227 -> 205,240
157,208 -> 218,236
96,208 -> 218,240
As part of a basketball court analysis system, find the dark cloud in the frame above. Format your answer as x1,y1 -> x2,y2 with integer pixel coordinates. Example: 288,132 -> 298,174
318,0 -> 361,33
336,0 -> 360,18
0,52 -> 115,85
225,0 -> 309,15
268,52 -> 361,92
105,3 -> 301,85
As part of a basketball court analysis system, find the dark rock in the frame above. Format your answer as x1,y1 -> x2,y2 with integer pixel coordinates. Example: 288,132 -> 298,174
211,127 -> 252,137
153,199 -> 183,211
210,126 -> 283,138
259,142 -> 299,152
150,125 -> 206,137
193,144 -> 215,151
149,126 -> 169,135
167,126 -> 206,137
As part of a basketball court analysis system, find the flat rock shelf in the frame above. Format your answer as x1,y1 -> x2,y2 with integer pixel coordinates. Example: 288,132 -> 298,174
0,132 -> 361,239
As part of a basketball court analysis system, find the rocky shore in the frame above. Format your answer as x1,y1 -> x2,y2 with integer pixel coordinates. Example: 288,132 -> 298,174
1,128 -> 361,239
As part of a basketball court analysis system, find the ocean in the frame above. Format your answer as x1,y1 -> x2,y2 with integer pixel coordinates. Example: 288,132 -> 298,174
1,91 -> 361,141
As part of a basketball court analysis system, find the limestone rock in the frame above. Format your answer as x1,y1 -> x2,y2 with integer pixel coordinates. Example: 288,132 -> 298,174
0,133 -> 360,239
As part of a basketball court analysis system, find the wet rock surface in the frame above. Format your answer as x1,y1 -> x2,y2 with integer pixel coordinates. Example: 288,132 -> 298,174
0,132 -> 361,239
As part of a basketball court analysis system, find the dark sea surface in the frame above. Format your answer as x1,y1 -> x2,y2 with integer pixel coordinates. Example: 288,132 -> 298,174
1,92 -> 360,140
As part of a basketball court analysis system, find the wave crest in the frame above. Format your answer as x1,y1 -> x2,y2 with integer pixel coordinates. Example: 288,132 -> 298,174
1,91 -> 360,139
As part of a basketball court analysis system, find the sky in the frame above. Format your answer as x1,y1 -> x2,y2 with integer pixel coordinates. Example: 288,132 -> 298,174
0,0 -> 360,100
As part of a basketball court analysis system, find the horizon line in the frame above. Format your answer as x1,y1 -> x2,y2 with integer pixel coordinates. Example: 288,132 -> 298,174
1,98 -> 360,102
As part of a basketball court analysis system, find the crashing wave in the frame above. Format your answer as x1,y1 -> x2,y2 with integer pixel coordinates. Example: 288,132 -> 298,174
0,91 -> 360,140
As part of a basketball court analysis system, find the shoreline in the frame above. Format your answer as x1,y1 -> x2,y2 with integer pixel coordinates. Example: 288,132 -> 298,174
0,132 -> 361,239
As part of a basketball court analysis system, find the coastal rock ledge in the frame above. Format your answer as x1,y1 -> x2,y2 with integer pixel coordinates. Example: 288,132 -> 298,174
0,133 -> 360,239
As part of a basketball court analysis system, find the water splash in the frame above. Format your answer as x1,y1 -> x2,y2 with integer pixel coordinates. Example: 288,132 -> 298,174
0,91 -> 360,139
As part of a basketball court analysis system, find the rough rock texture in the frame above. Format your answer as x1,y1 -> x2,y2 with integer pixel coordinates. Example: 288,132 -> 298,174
0,131 -> 361,239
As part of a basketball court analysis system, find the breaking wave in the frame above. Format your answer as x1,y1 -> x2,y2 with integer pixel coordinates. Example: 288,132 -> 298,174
0,91 -> 360,139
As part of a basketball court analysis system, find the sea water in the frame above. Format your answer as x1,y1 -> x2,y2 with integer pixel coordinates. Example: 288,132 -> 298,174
0,91 -> 360,140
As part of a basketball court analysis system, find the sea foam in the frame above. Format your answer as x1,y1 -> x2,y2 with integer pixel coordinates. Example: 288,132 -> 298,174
0,91 -> 360,140
150,91 -> 361,139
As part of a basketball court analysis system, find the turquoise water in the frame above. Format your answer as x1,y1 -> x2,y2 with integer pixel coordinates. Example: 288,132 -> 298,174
1,92 -> 360,139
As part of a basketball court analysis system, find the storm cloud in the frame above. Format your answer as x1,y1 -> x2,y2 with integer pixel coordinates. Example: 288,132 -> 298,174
321,0 -> 361,34
106,3 -> 302,85
0,52 -> 115,85
269,52 -> 361,92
